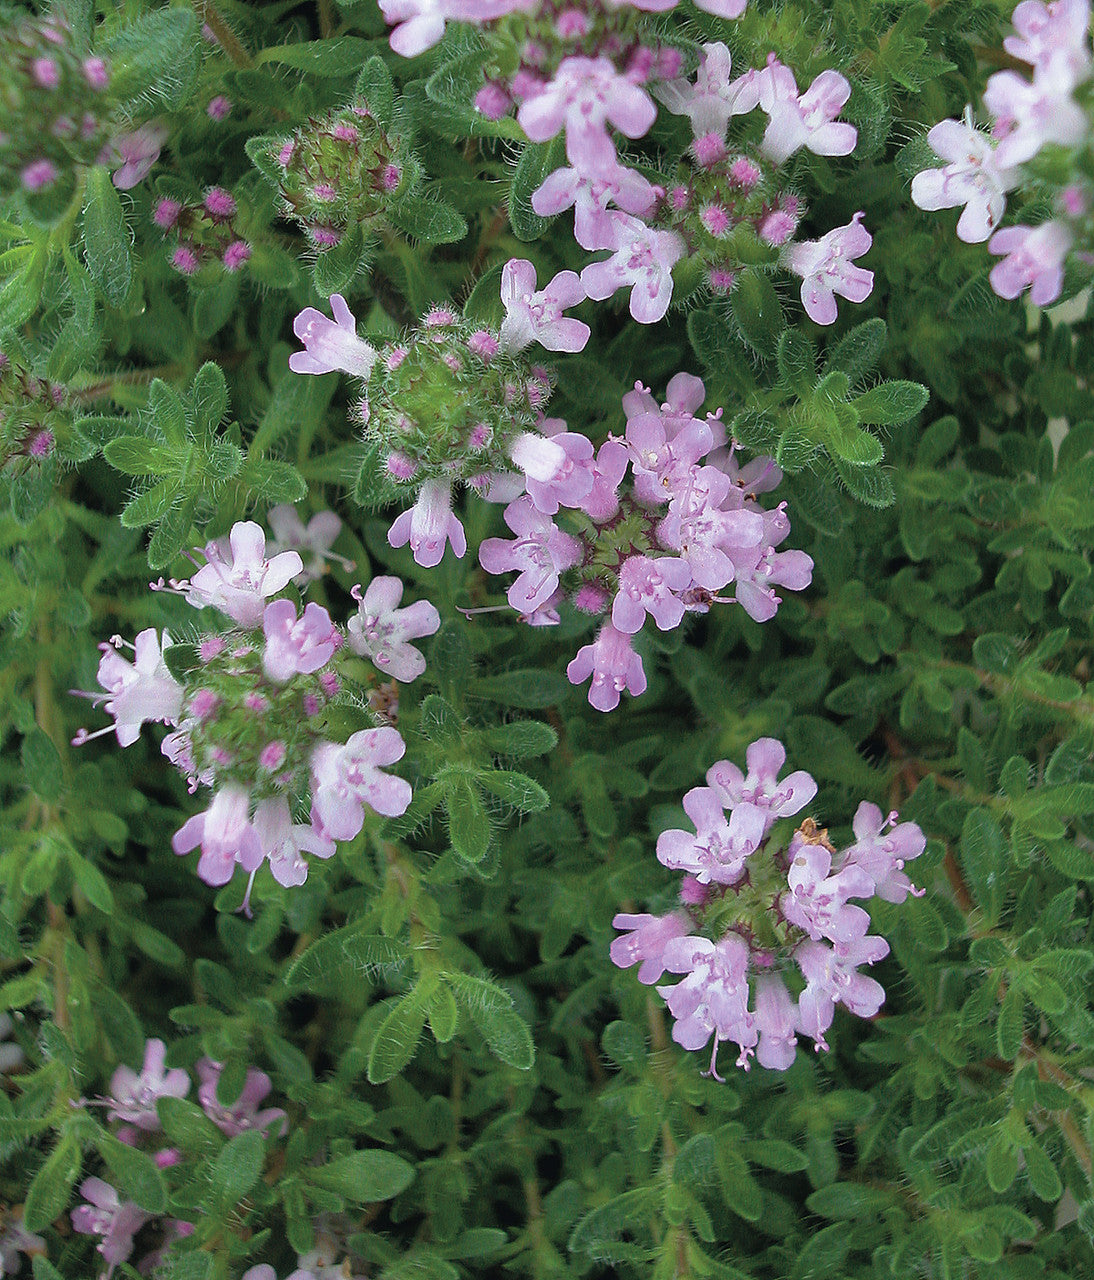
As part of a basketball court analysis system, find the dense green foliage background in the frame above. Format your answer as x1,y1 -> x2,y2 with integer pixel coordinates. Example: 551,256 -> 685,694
2,0 -> 1094,1277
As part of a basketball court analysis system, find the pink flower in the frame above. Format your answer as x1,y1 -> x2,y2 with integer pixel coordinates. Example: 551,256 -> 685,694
222,240 -> 251,272
21,158 -> 57,191
107,1039 -> 190,1131
72,1179 -> 150,1277
185,522 -> 304,627
580,214 -> 685,324
346,576 -> 441,682
290,294 -> 378,378
479,496 -> 581,613
625,411 -> 713,501
622,373 -> 707,437
786,211 -> 873,325
498,258 -> 590,353
522,420 -> 595,514
655,43 -> 752,138
657,933 -> 756,1073
706,737 -> 817,833
1004,0 -> 1092,80
251,796 -> 335,888
196,1059 -> 288,1137
74,629 -> 184,748
610,912 -> 691,984
756,62 -> 857,165
517,56 -> 657,174
310,728 -> 412,841
206,94 -> 232,121
984,61 -> 1088,167
104,121 -> 169,189
262,600 -> 339,681
753,974 -> 798,1070
611,555 -> 692,633
780,838 -> 873,943
692,0 -> 747,14
531,162 -> 660,250
795,934 -> 888,1050
566,621 -> 647,711
837,802 -> 926,903
910,116 -> 1020,243
267,505 -> 352,584
579,438 -> 630,521
658,466 -> 765,591
387,481 -> 467,567
988,220 -> 1072,306
380,0 -> 522,57
172,784 -> 264,887
656,786 -> 766,885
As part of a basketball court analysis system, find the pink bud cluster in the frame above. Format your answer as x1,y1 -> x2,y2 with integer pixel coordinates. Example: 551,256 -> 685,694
73,1038 -> 286,1277
912,0 -> 1093,308
267,101 -> 419,251
477,373 -> 814,712
0,351 -> 65,471
73,516 -> 440,910
612,738 -> 926,1076
153,185 -> 252,276
290,288 -> 588,568
0,11 -> 114,201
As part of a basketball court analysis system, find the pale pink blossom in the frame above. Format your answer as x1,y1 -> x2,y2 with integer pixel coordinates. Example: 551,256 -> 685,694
706,737 -> 817,833
251,796 -> 335,888
185,522 -> 303,627
517,56 -> 657,174
107,1038 -> 190,1131
566,621 -> 647,711
380,0 -> 524,57
310,728 -> 412,842
837,802 -> 926,903
346,576 -> 441,682
196,1059 -> 288,1137
610,912 -> 691,984
522,420 -> 595,514
267,505 -> 353,584
656,786 -> 766,885
785,211 -> 874,325
262,600 -> 339,682
479,496 -> 581,613
498,258 -> 590,353
780,839 -> 874,943
172,784 -> 264,887
612,555 -> 692,633
103,121 -> 169,189
387,481 -> 467,567
985,61 -> 1088,168
657,933 -> 756,1074
580,214 -> 685,324
290,294 -> 378,378
72,1179 -> 150,1277
753,974 -> 798,1070
655,43 -> 752,138
75,629 -> 183,748
795,934 -> 888,1051
531,162 -> 660,250
910,115 -> 1020,243
1004,0 -> 1092,80
988,220 -> 1073,306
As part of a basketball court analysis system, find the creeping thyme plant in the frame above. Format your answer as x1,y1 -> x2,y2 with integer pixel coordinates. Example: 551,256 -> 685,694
4,1 -> 1094,1278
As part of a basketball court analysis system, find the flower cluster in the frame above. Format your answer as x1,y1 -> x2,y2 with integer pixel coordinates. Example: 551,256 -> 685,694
612,738 -> 926,1075
290,283 -> 592,567
0,351 -> 66,472
511,41 -> 868,324
242,1215 -> 366,1280
264,100 -> 420,252
72,1039 -> 286,1277
153,185 -> 253,276
0,11 -> 113,207
912,0 -> 1093,308
73,517 -> 437,908
478,374 -> 813,711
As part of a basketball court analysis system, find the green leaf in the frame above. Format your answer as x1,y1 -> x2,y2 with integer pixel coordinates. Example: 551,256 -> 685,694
147,495 -> 196,570
446,778 -> 490,862
69,855 -> 114,914
284,928 -> 409,991
308,1150 -> 416,1202
190,362 -> 229,433
21,728 -> 63,803
823,317 -> 887,385
509,138 -> 566,241
1023,1140 -> 1063,1201
985,1136 -> 1018,1192
480,720 -> 558,759
831,457 -> 896,507
366,984 -> 432,1084
850,380 -> 929,426
826,417 -> 884,467
463,262 -> 505,325
730,270 -> 785,358
242,459 -> 307,504
475,669 -> 572,708
83,167 -> 131,307
776,329 -> 816,395
805,1183 -> 892,1220
255,37 -> 374,75
103,6 -> 199,107
448,973 -> 534,1069
960,808 -> 1007,926
96,1130 -> 168,1212
388,196 -> 467,246
103,436 -> 176,476
997,986 -> 1024,1059
156,1097 -> 224,1155
477,769 -> 549,814
355,56 -> 395,126
147,379 -> 188,447
212,1129 -> 266,1200
24,1133 -> 81,1231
